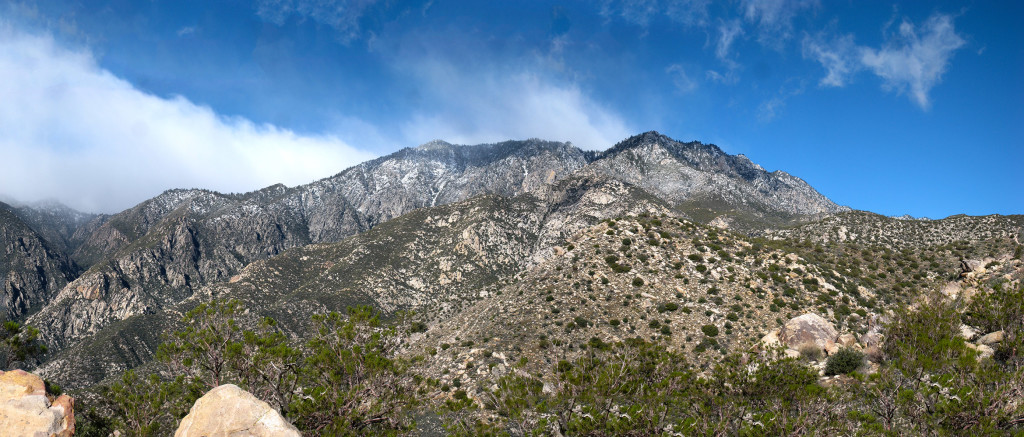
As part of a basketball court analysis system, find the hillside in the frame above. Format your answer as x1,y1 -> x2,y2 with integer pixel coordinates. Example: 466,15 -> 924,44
408,212 -> 1023,394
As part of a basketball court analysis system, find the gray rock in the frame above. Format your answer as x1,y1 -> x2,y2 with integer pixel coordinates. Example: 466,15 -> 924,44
778,313 -> 838,352
977,331 -> 1004,345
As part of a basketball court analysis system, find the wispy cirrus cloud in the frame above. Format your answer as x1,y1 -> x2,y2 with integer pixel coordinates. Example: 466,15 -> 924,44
600,0 -> 711,28
715,19 -> 744,60
0,24 -> 374,213
802,32 -> 857,87
859,14 -> 965,110
666,64 -> 697,93
740,0 -> 818,46
255,0 -> 380,42
706,19 -> 743,84
803,13 -> 965,110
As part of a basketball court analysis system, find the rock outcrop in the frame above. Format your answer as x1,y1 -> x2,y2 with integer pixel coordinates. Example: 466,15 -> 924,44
0,369 -> 74,437
779,313 -> 839,353
175,384 -> 300,437
0,203 -> 79,322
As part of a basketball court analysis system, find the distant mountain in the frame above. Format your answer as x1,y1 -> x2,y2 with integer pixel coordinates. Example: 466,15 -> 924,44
586,131 -> 848,229
24,139 -> 588,350
36,174 -> 670,388
0,202 -> 80,321
4,132 -> 855,384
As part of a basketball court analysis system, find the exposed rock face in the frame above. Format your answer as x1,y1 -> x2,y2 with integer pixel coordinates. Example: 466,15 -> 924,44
12,133 -> 853,360
0,203 -> 80,322
779,313 -> 839,352
37,175 -> 673,389
7,200 -> 98,257
28,140 -> 588,350
586,132 -> 848,218
0,369 -> 74,437
175,384 -> 300,437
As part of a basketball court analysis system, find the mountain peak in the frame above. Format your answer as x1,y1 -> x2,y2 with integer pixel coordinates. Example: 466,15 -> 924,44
417,139 -> 454,151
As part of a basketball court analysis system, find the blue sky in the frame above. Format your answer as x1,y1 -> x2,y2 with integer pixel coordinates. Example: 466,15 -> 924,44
1,0 -> 1021,217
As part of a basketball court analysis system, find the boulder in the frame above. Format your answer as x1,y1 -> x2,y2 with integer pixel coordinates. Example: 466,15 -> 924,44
959,324 -> 980,341
977,331 -> 1005,345
960,259 -> 985,276
860,328 -> 883,347
175,384 -> 300,437
941,282 -> 961,299
779,313 -> 838,353
759,328 -> 781,349
965,342 -> 995,359
837,333 -> 858,348
0,370 -> 74,437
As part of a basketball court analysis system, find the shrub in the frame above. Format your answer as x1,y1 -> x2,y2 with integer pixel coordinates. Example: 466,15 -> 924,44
632,277 -> 645,287
701,325 -> 719,337
409,321 -> 428,333
797,343 -> 822,361
824,348 -> 863,376
657,302 -> 679,313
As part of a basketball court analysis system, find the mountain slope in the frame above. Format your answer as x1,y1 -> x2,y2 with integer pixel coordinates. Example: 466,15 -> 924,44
407,212 -> 1023,396
35,175 -> 670,388
0,202 -> 79,321
17,132 -> 859,387
585,131 -> 847,228
28,140 -> 587,350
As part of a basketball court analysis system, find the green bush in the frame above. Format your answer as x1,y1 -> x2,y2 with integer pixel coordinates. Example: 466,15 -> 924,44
824,348 -> 863,376
701,325 -> 719,337
657,302 -> 679,312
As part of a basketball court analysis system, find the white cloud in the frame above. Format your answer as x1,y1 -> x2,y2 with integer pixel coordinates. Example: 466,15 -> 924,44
0,25 -> 374,213
757,84 -> 804,122
666,64 -> 697,93
255,0 -> 378,42
802,13 -> 965,110
399,59 -> 631,151
802,33 -> 857,87
600,0 -> 710,28
715,19 -> 743,60
757,96 -> 785,122
859,14 -> 965,110
740,0 -> 817,45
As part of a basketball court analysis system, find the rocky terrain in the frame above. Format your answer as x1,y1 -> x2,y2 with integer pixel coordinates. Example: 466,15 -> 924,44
0,202 -> 80,321
0,132 -> 846,364
765,210 -> 1024,249
406,213 -> 1023,395
35,175 -> 672,389
0,131 -> 1020,435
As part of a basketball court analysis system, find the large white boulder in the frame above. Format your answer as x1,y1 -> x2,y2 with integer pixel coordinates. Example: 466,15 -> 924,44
175,384 -> 301,437
779,313 -> 839,354
0,369 -> 74,437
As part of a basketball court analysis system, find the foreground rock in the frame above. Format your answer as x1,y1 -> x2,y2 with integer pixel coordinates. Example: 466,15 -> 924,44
175,384 -> 300,437
0,369 -> 74,437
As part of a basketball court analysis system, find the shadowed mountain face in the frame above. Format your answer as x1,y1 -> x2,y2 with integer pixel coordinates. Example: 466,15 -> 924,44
1,132 -> 861,387
0,203 -> 82,322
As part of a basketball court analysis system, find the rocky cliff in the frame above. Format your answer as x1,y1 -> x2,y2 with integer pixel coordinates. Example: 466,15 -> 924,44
0,203 -> 79,322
